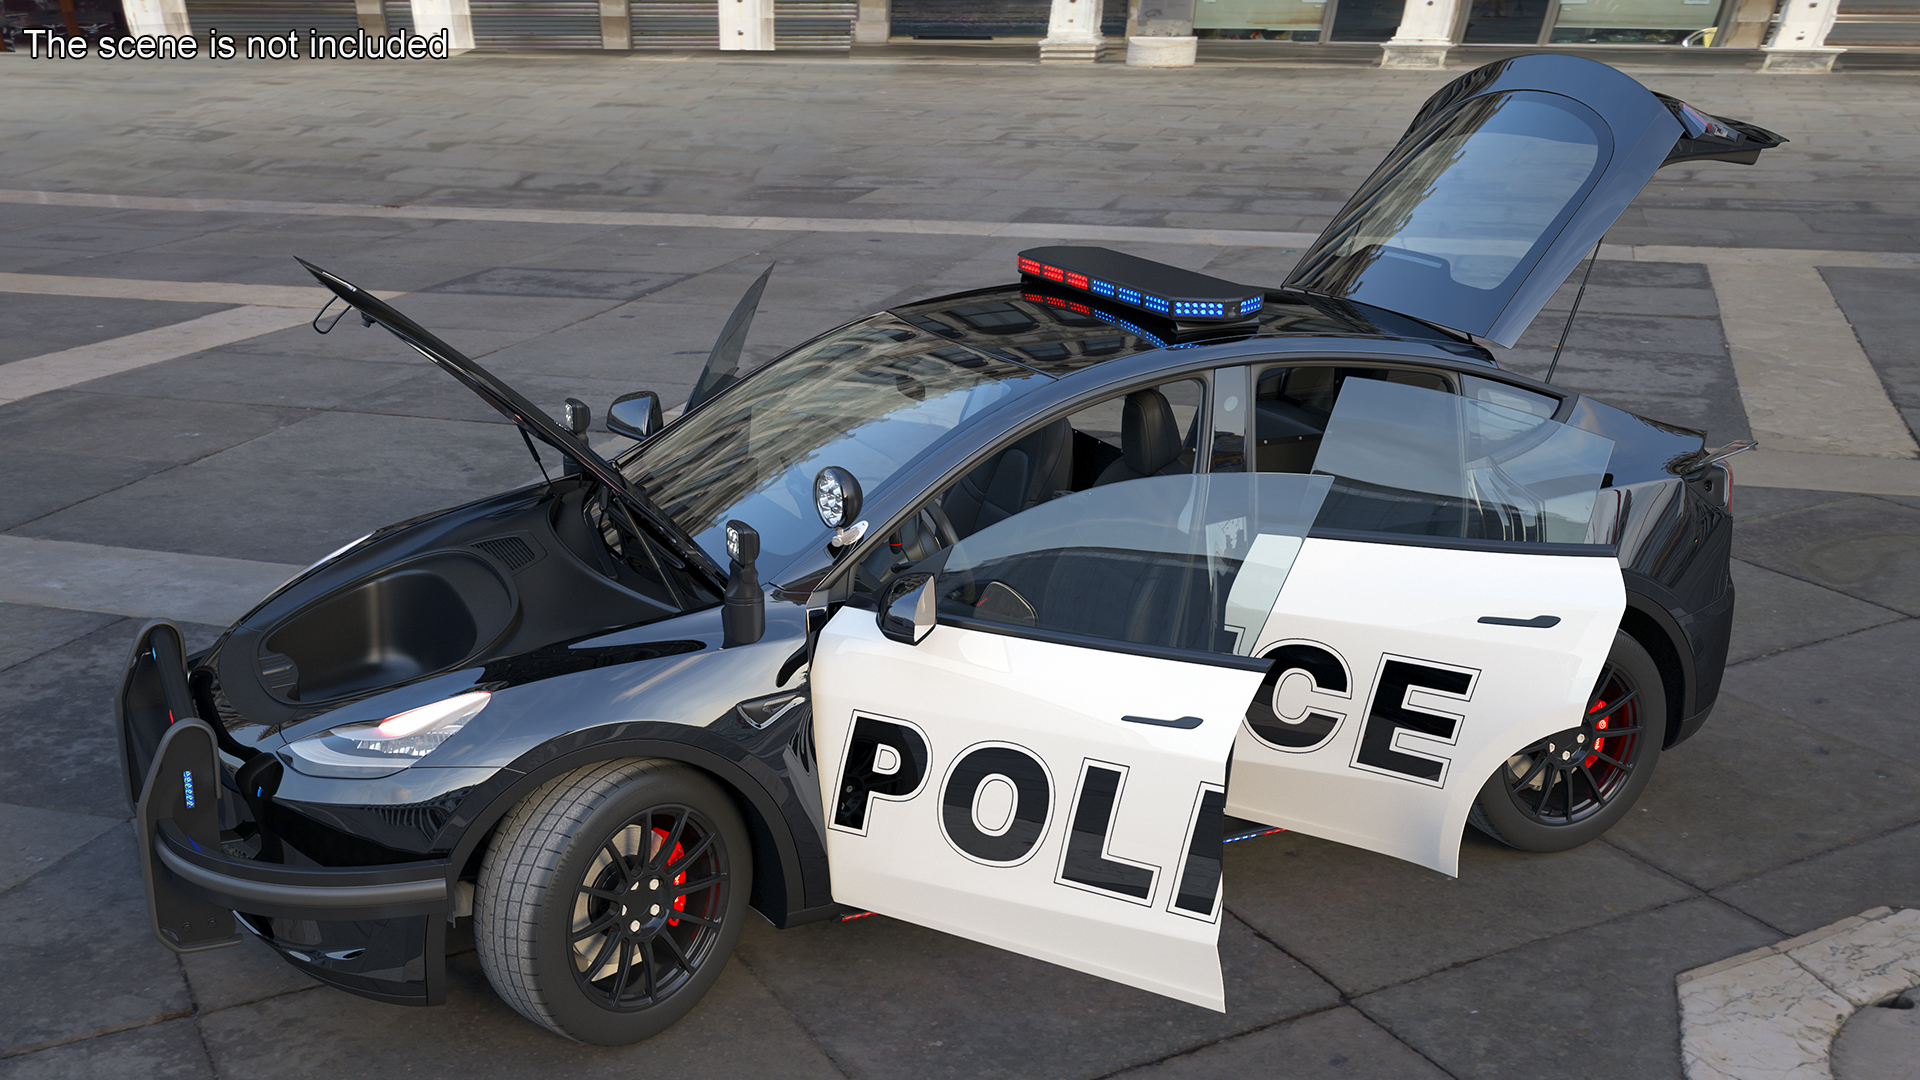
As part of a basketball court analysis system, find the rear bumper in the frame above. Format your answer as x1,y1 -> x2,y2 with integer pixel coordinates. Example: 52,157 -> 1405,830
122,621 -> 452,1002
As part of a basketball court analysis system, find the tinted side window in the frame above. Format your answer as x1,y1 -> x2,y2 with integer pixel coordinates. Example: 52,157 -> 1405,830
1310,379 -> 1614,545
1246,366 -> 1449,475
936,473 -> 1333,659
1461,374 -> 1557,420
854,379 -> 1205,598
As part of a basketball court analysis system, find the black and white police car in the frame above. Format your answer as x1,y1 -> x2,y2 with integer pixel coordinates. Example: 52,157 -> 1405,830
120,55 -> 1782,1043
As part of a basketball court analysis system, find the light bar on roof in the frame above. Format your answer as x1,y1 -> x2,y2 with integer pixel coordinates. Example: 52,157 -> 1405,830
1017,246 -> 1264,324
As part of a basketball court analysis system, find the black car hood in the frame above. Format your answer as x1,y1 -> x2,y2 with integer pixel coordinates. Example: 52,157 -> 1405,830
1286,55 -> 1784,348
297,258 -> 724,591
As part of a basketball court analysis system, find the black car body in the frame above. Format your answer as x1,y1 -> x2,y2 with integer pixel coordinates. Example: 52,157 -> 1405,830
120,55 -> 1781,1039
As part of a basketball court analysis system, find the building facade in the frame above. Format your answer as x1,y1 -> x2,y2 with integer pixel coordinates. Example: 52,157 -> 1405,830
7,0 -> 1914,61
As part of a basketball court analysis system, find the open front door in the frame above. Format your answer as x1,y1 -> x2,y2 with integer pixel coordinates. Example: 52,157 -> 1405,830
811,472 -> 1328,1010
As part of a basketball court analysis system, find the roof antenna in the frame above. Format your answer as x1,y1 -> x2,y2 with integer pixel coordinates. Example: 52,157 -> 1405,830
1545,238 -> 1604,386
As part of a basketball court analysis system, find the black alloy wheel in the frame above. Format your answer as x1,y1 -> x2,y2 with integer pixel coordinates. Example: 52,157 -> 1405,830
568,802 -> 729,1011
475,760 -> 751,1044
1468,630 -> 1666,852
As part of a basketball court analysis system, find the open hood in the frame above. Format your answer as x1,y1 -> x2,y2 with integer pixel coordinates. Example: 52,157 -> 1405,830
296,258 -> 725,591
1285,55 -> 1785,349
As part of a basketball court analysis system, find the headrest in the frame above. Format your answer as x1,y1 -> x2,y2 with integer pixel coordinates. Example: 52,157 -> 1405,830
1122,389 -> 1183,477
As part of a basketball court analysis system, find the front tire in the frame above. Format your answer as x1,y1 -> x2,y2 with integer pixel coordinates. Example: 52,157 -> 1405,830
1468,631 -> 1665,852
474,759 -> 751,1044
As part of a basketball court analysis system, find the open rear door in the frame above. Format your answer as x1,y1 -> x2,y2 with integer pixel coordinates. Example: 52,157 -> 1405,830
1221,378 -> 1627,875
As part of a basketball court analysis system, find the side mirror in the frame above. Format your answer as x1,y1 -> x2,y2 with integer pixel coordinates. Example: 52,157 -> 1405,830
879,573 -> 937,646
607,391 -> 664,441
722,520 -> 764,648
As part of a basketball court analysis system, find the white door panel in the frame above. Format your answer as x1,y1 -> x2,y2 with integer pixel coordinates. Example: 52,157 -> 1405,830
814,610 -> 1263,1010
1225,537 -> 1624,876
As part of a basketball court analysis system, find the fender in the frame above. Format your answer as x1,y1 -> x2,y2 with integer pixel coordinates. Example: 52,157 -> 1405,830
1620,580 -> 1697,745
434,719 -> 833,930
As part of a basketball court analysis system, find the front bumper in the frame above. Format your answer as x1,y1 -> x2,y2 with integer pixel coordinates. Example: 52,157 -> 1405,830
120,621 -> 453,1002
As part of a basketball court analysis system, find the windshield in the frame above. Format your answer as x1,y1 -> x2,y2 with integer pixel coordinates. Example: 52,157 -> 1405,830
622,317 -> 1050,568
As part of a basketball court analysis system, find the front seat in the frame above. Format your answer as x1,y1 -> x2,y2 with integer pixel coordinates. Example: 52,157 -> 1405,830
1094,389 -> 1189,486
942,418 -> 1072,537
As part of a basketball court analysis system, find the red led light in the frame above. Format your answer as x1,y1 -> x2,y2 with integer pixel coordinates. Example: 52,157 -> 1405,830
1065,272 -> 1088,290
1018,257 -> 1041,275
1069,301 -> 1089,314
1042,264 -> 1064,282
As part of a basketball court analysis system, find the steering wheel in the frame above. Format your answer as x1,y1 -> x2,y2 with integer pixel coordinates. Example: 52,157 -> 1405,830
921,499 -> 962,550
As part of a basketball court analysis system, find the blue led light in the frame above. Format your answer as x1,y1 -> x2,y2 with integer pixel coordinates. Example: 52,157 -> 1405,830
1116,286 -> 1142,305
1088,279 -> 1116,297
182,769 -> 196,809
1174,301 -> 1226,317
1142,295 -> 1171,314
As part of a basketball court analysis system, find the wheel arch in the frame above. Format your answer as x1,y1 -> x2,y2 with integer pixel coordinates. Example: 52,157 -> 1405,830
1619,591 -> 1692,747
438,730 -> 810,929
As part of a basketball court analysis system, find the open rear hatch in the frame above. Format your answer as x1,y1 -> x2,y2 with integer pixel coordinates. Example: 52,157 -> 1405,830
1285,55 -> 1784,348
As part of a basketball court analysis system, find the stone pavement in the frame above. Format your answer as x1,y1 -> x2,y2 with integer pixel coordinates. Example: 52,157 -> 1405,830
0,50 -> 1917,1080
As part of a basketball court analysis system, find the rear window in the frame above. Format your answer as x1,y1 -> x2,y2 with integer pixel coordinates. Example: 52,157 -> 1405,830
1289,91 -> 1612,332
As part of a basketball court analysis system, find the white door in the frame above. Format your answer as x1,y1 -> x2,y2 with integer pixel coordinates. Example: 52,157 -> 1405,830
813,612 -> 1257,1010
1221,374 -> 1627,876
1226,540 -> 1623,876
810,470 -> 1326,1010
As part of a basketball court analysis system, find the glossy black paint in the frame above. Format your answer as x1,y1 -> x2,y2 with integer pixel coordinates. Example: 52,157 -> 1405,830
122,57 -> 1764,1007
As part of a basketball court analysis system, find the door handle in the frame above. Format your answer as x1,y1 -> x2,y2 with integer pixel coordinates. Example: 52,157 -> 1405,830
1122,715 -> 1203,729
1477,615 -> 1561,628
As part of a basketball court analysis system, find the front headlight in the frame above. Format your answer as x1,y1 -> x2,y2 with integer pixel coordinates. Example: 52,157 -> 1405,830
284,692 -> 491,779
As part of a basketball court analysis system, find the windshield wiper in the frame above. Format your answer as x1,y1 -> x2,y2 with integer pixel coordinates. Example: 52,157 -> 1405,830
296,257 -> 727,598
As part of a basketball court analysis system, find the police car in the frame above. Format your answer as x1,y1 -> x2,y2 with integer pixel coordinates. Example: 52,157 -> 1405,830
120,55 -> 1782,1044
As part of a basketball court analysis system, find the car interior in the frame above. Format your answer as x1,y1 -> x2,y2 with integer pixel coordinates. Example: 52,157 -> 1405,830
857,379 -> 1203,594
1249,365 -> 1450,475
855,363 -> 1579,655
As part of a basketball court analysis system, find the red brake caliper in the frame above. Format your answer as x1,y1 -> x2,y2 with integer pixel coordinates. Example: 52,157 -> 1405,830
1584,699 -> 1608,768
652,827 -> 688,925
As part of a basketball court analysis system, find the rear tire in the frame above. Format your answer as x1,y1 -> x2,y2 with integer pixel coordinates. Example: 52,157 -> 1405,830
1468,631 -> 1665,853
474,759 -> 750,1044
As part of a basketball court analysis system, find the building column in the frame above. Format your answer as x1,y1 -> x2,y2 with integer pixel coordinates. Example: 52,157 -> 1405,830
601,0 -> 630,47
411,0 -> 475,49
1040,0 -> 1106,61
1721,0 -> 1776,48
1124,0 -> 1195,66
1380,0 -> 1462,68
718,0 -> 774,49
120,0 -> 189,35
1762,0 -> 1843,70
356,0 -> 387,34
853,0 -> 888,43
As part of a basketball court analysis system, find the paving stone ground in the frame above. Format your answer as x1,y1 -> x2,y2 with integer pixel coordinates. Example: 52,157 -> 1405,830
1,49 -> 1916,1080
